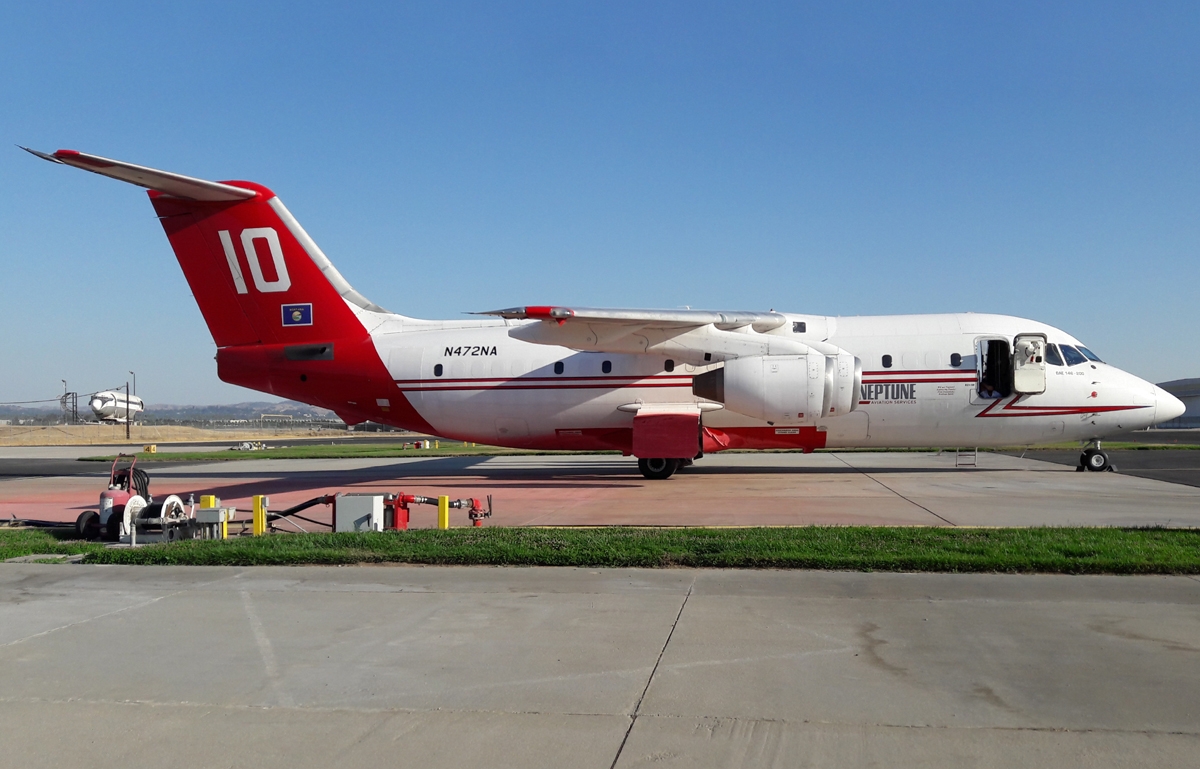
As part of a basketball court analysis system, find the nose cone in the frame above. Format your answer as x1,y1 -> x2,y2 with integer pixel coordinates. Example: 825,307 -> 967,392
1154,386 -> 1186,425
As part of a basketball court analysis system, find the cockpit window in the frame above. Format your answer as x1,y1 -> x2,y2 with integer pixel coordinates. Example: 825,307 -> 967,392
1078,346 -> 1103,363
1060,345 -> 1087,366
1045,344 -> 1064,366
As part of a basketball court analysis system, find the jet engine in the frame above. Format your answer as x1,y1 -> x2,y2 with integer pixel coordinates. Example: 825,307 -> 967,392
693,352 -> 862,425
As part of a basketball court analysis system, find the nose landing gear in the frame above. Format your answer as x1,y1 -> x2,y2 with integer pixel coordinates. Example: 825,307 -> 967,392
1078,442 -> 1115,473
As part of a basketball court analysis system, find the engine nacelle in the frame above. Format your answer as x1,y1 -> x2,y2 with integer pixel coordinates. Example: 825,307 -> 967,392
693,353 -> 862,424
827,351 -> 862,418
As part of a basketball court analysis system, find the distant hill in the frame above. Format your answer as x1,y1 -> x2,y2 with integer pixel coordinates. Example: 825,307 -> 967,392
0,400 -> 338,424
142,401 -> 339,421
0,405 -> 59,420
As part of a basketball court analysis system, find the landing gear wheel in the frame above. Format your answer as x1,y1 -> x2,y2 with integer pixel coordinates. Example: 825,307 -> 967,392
638,457 -> 679,480
1082,449 -> 1110,472
103,511 -> 122,542
76,510 -> 100,541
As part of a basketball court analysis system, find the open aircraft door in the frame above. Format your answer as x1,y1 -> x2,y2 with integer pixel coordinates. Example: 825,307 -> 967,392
1012,333 -> 1048,394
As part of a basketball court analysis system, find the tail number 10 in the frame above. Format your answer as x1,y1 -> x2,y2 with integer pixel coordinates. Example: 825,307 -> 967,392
219,227 -> 291,294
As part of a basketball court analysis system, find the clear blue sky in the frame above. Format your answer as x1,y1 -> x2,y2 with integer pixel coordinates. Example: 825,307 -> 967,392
2,1 -> 1197,404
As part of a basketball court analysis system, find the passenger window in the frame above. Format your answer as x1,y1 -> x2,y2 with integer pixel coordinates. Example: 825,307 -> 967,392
602,360 -> 612,374
433,364 -> 443,377
882,355 -> 892,369
950,353 -> 962,368
554,361 -> 564,375
792,321 -> 806,333
1044,344 -> 1064,366
665,359 -> 675,372
1060,345 -> 1087,366
1078,346 -> 1103,363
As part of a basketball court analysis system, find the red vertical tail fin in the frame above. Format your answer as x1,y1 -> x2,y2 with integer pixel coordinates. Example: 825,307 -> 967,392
150,185 -> 381,348
24,147 -> 386,349
25,148 -> 435,432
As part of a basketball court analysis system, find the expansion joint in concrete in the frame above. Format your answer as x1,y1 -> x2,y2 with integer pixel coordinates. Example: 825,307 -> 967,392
607,711 -> 1200,737
609,577 -> 695,769
832,453 -> 957,526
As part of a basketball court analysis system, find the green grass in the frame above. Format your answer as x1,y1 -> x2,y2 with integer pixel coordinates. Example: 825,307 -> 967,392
0,529 -> 108,561
4,526 -> 1200,573
999,442 -> 1200,451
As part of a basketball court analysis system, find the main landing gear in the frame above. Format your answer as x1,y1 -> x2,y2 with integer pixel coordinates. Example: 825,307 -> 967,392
638,457 -> 680,480
1077,442 -> 1115,473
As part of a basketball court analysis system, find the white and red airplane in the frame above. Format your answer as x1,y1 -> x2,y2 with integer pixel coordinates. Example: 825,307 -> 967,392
27,148 -> 1185,478
88,391 -> 145,423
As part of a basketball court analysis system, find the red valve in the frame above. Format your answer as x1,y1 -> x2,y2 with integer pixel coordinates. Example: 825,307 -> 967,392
385,492 -> 493,529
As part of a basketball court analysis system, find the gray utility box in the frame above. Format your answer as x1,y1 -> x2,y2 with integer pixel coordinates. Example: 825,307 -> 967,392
334,493 -> 384,533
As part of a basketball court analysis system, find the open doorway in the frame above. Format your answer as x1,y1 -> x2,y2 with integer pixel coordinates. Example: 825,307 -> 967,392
974,338 -> 1012,401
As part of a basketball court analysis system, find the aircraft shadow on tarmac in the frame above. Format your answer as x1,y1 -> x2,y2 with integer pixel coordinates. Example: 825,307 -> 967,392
133,455 -> 1038,507
684,464 -> 1018,476
145,455 -> 642,501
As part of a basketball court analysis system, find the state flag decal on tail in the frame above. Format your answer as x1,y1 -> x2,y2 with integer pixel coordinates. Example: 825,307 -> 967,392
282,303 -> 313,327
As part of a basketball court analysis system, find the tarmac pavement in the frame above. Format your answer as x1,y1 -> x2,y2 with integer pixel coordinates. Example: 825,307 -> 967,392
4,451 -> 1200,528
1,565 -> 1197,768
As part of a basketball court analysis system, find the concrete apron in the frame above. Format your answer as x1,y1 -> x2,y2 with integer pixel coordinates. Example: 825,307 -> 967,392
1,565 -> 1198,768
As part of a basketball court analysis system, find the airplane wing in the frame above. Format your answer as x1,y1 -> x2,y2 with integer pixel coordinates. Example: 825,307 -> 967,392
481,305 -> 787,331
477,305 -> 825,362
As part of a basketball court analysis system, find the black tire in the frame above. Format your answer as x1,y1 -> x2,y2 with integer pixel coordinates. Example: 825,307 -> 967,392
76,511 -> 100,541
103,510 -> 123,542
1083,449 -> 1110,472
638,457 -> 679,480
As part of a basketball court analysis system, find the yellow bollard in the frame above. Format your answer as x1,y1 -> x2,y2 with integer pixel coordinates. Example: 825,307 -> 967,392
220,516 -> 228,540
437,496 -> 450,529
435,440 -> 439,449
252,495 -> 268,536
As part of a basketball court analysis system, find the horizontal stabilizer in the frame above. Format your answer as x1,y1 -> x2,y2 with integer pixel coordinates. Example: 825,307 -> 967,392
21,147 -> 255,202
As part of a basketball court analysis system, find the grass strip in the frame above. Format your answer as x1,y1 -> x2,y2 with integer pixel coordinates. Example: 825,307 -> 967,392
4,527 -> 1199,573
0,529 -> 109,561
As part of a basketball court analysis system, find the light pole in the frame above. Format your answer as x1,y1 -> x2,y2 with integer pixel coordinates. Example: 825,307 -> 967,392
129,371 -> 136,397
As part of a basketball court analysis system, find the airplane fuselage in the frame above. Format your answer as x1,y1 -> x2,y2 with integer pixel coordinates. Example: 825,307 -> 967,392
343,310 -> 1170,453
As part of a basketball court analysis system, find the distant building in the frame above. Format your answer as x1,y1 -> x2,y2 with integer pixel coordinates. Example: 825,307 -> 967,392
1156,379 -> 1200,429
